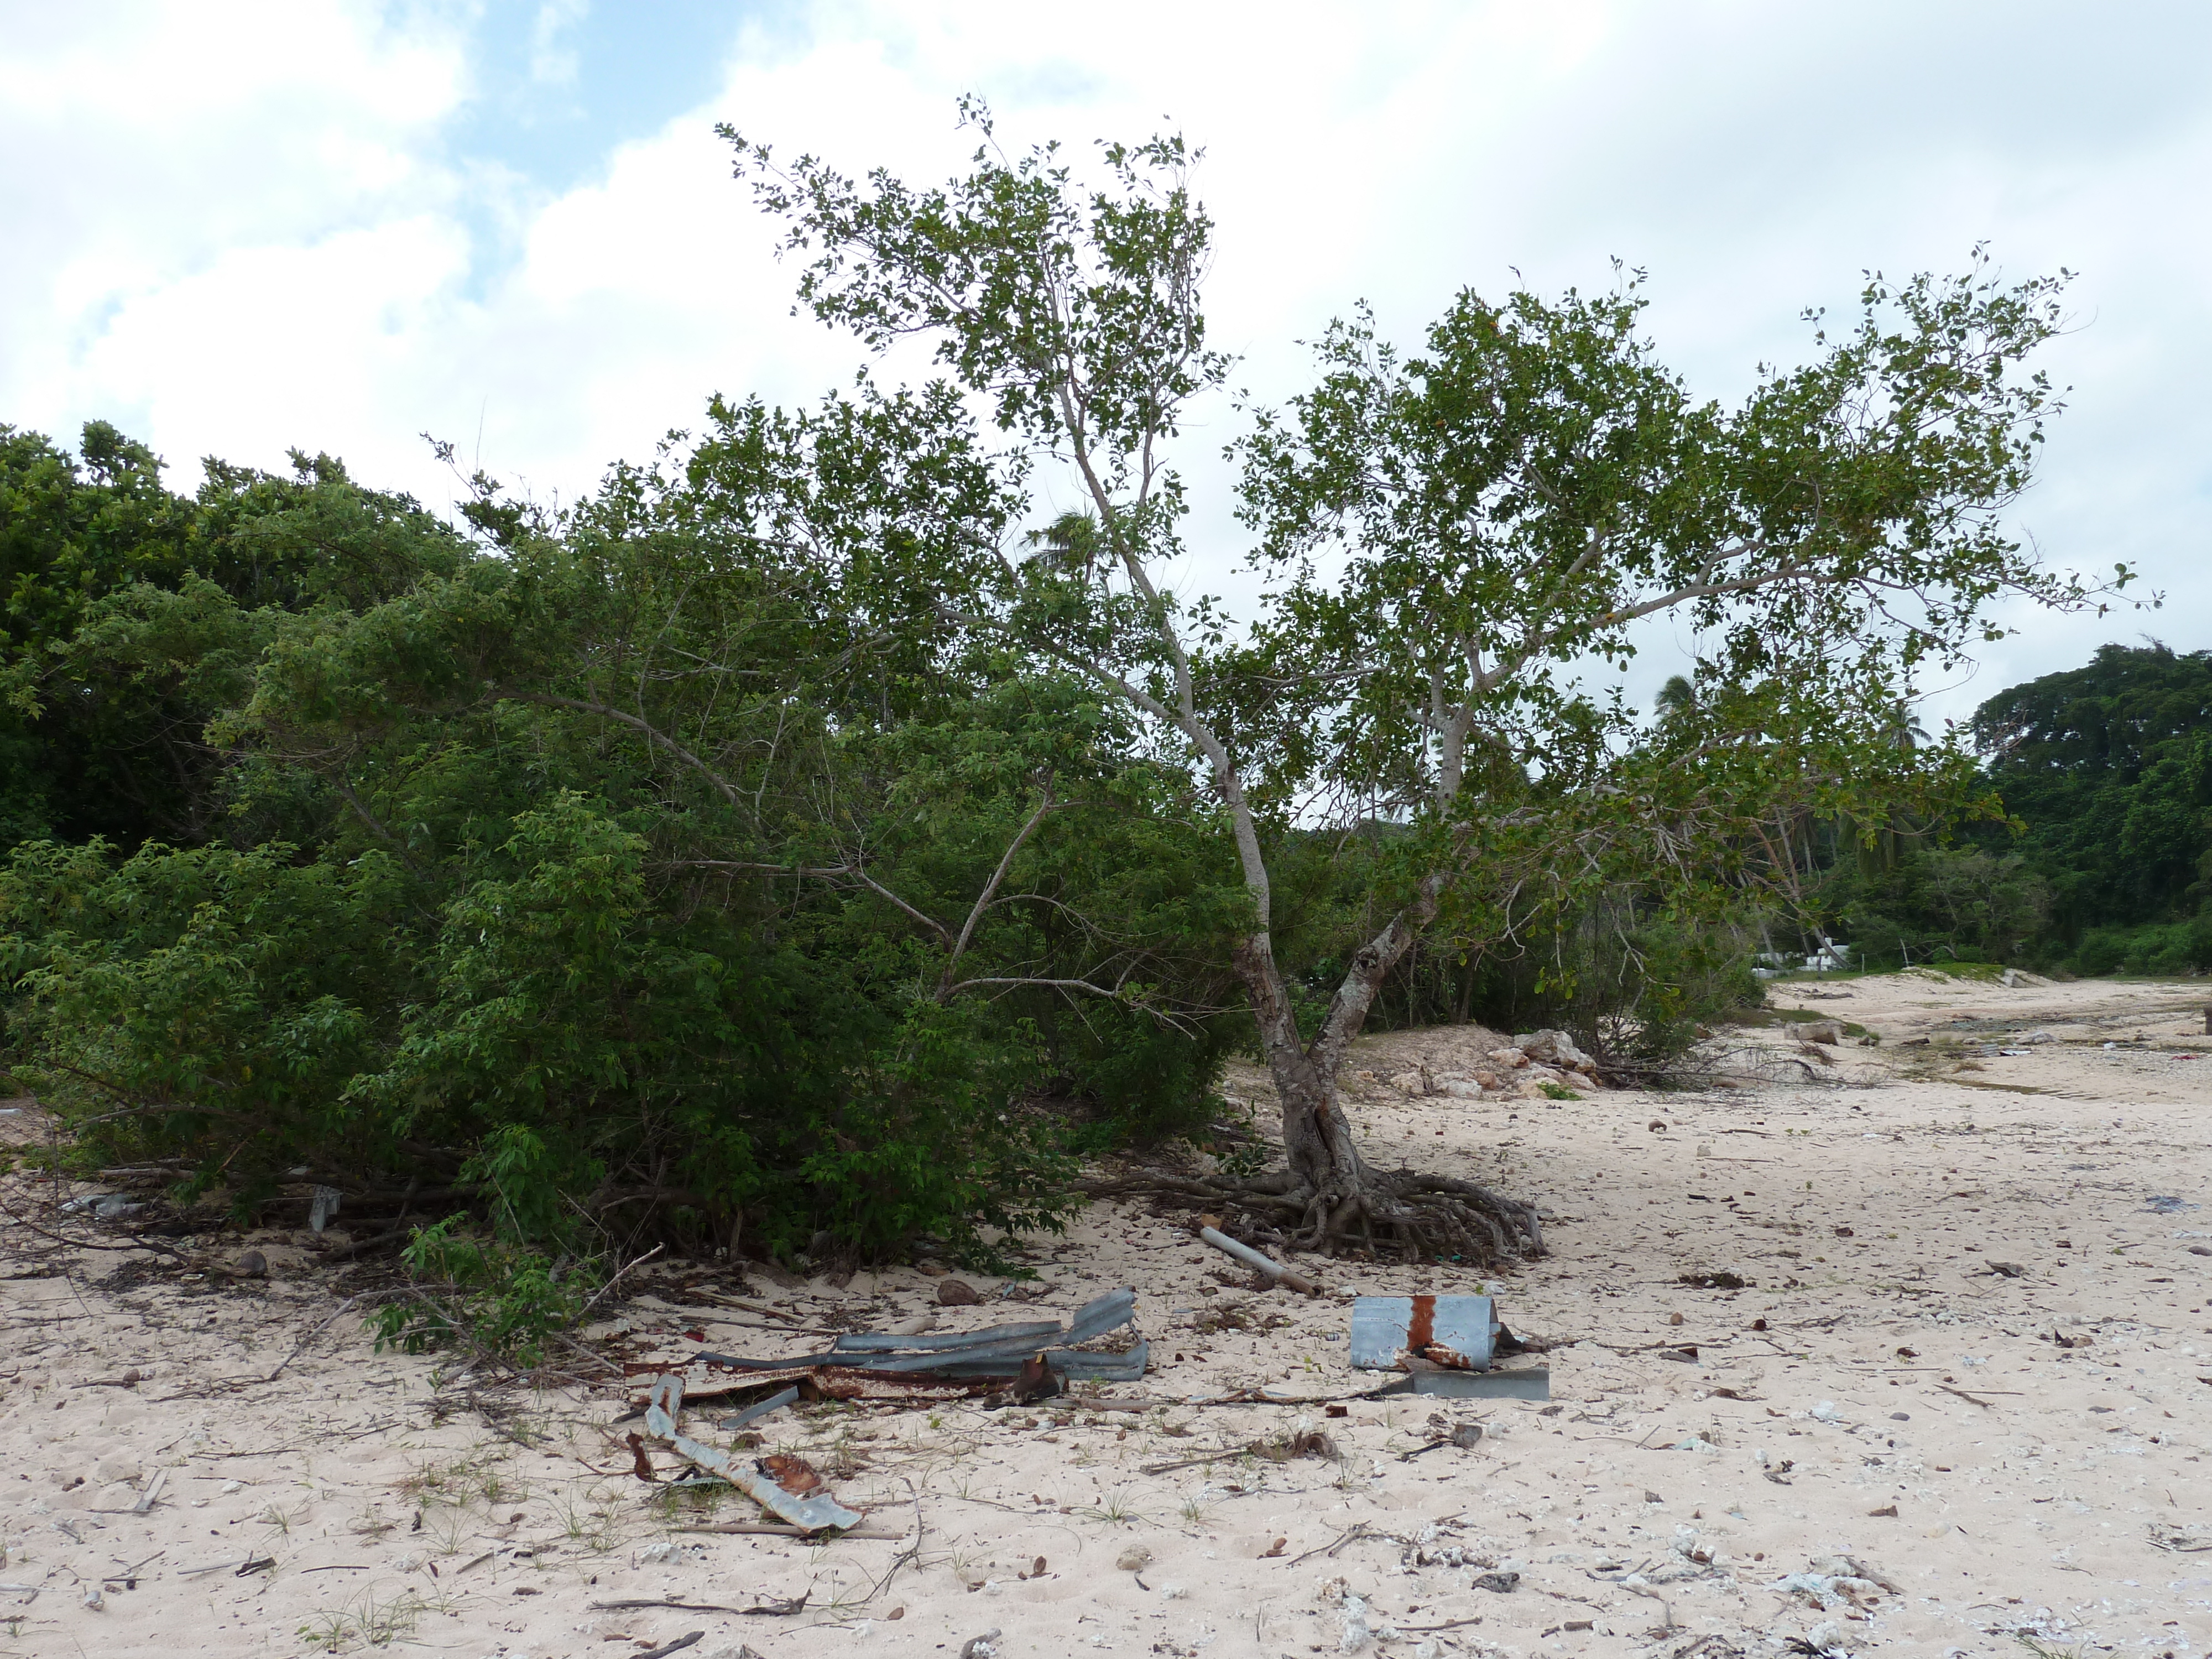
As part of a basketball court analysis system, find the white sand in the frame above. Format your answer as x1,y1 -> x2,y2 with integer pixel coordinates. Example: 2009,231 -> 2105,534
4,969 -> 2210,1657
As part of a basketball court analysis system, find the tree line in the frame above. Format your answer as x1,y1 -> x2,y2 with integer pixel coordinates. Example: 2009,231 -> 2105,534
0,107 -> 2120,1291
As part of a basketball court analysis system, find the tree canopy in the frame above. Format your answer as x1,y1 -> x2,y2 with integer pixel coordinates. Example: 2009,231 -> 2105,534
0,107 -> 2130,1302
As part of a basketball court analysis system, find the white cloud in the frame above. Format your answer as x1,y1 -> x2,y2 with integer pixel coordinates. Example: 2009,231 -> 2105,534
6,0 -> 2208,717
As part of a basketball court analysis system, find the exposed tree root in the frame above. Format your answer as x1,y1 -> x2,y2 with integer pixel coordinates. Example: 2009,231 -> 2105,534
1079,1165 -> 1544,1267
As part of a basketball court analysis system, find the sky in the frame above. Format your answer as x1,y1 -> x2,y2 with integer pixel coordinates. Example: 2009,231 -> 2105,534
5,0 -> 2209,724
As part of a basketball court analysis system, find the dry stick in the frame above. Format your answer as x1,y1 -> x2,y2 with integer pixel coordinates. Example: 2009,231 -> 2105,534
591,1597 -> 804,1616
1287,1522 -> 1372,1567
859,1481 -> 926,1606
1937,1384 -> 1996,1408
633,1634 -> 705,1659
1140,1448 -> 1251,1477
577,1243 -> 667,1320
684,1292 -> 811,1327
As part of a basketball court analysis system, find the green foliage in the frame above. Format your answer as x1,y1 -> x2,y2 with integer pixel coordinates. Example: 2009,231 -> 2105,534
0,414 -> 1238,1280
1971,643 -> 2212,957
370,1215 -> 586,1371
1818,846 -> 2051,969
0,108 -> 2137,1284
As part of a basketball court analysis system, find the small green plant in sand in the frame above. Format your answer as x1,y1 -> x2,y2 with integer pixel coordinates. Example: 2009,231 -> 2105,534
1079,1488 -> 1145,1526
371,1213 -> 589,1370
297,1588 -> 426,1652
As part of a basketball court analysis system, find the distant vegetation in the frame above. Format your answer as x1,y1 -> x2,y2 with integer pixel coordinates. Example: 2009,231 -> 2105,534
1813,644 -> 2212,977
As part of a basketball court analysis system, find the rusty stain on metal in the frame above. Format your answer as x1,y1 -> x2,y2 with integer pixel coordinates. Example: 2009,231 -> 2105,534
1406,1293 -> 1436,1354
643,1374 -> 863,1532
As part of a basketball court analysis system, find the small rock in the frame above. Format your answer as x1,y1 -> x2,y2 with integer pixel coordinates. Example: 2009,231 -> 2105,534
1800,1020 -> 1844,1045
1647,1119 -> 1668,1133
1888,1412 -> 1910,1422
914,1260 -> 948,1277
959,1631 -> 1001,1659
1116,1544 -> 1152,1571
1449,1424 -> 1484,1449
234,1248 -> 268,1278
1810,1401 -> 1844,1423
937,1278 -> 982,1307
1667,1312 -> 1684,1326
2189,1245 -> 2212,1258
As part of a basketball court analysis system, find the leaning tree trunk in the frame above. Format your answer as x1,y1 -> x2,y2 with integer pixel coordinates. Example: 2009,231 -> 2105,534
1223,918 -> 1545,1265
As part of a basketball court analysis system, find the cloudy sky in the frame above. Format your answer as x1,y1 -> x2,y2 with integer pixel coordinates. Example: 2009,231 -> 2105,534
6,1 -> 2207,720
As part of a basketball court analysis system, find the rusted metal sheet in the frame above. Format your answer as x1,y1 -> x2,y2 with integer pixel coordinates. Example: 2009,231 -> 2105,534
1349,1294 -> 1497,1371
695,1289 -> 1139,1377
622,1286 -> 1147,1412
643,1374 -> 863,1532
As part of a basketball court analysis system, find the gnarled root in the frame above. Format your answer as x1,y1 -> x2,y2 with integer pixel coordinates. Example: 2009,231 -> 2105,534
1077,1165 -> 1543,1267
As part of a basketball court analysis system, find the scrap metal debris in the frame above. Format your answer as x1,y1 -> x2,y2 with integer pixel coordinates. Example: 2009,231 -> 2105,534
1347,1293 -> 1551,1401
628,1288 -> 1147,1410
641,1374 -> 863,1533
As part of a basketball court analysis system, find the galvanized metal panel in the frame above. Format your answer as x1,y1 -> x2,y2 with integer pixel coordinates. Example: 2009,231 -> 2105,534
1348,1294 -> 1495,1371
644,1374 -> 864,1532
1380,1366 -> 1551,1401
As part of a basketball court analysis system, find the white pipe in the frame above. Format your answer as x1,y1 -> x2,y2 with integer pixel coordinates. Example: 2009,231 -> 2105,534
1199,1227 -> 1320,1296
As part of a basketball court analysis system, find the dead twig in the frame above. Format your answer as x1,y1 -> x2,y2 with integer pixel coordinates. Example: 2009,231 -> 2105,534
578,1243 -> 667,1319
858,1481 -> 925,1606
1288,1522 -> 1371,1567
591,1596 -> 806,1616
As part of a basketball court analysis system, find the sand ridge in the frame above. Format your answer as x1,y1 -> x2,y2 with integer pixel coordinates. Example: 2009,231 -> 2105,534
3,969 -> 2210,1657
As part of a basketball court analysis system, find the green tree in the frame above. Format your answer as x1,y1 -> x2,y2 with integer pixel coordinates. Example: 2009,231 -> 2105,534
726,103 -> 2126,1258
1970,643 -> 2212,946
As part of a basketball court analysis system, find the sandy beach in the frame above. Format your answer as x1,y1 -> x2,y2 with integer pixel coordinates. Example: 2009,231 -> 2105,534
5,968 -> 2210,1658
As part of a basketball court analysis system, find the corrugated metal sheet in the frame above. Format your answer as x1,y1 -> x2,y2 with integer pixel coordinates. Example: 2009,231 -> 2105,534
1349,1293 -> 1496,1370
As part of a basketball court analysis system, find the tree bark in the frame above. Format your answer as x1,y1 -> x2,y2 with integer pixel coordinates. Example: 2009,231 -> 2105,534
1232,883 -> 1438,1237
